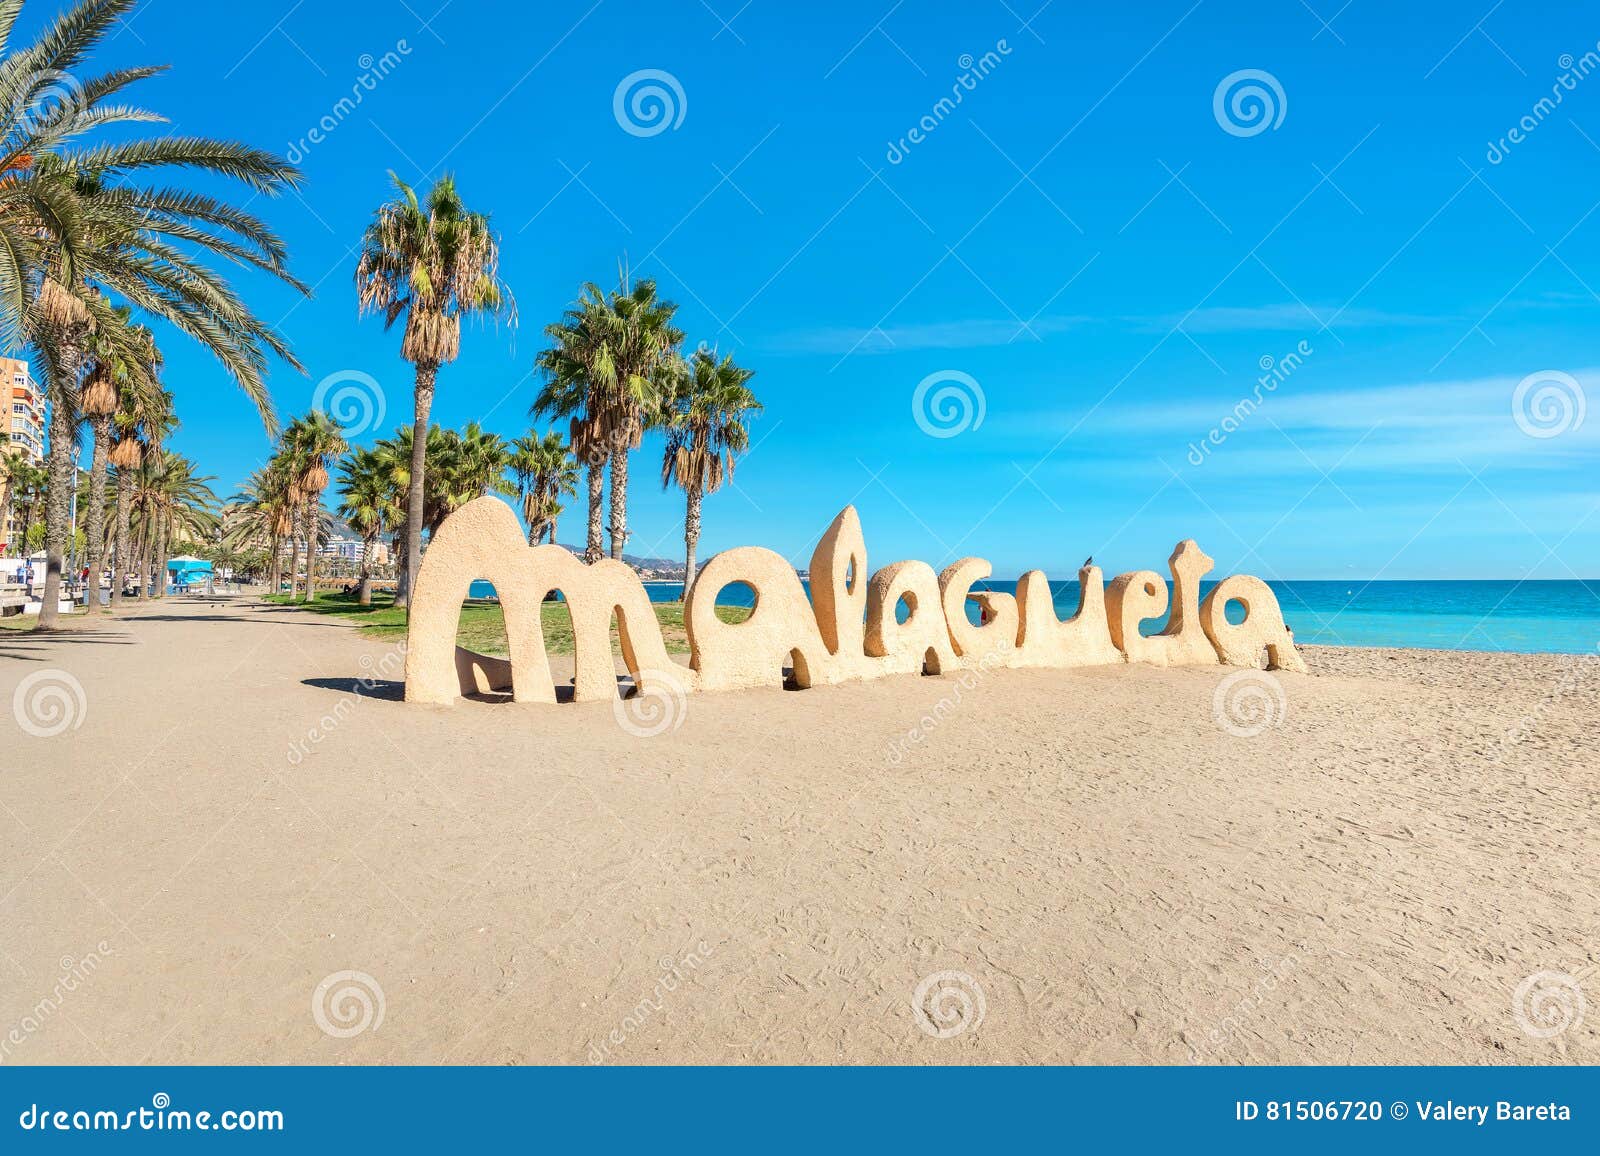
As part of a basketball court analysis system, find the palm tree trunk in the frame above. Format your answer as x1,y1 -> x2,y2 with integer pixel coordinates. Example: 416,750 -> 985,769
358,530 -> 376,606
397,361 -> 437,611
82,415 -> 111,615
155,514 -> 170,598
132,531 -> 147,600
39,348 -> 84,629
303,495 -> 317,601
391,531 -> 405,598
2,480 -> 15,556
584,457 -> 604,563
288,512 -> 302,603
548,512 -> 559,546
268,533 -> 281,595
109,473 -> 133,608
683,483 -> 703,597
608,447 -> 629,561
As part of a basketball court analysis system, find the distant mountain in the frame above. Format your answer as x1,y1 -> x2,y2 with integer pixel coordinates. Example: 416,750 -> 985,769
552,543 -> 682,574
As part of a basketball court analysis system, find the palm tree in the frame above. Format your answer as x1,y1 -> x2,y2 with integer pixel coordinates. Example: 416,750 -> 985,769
660,349 -> 761,592
337,447 -> 397,605
542,450 -> 577,547
368,423 -> 457,586
369,429 -> 413,584
106,382 -> 170,606
281,412 -> 347,601
355,174 -> 514,609
533,274 -> 682,563
0,0 -> 163,349
3,0 -> 306,627
533,291 -> 610,562
596,276 -> 681,561
449,421 -> 513,502
129,450 -> 219,594
79,308 -> 158,612
2,454 -> 46,553
0,453 -> 18,548
510,429 -> 576,546
227,462 -> 294,594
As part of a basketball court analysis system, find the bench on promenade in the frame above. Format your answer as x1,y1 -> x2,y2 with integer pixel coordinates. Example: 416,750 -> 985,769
0,582 -> 29,616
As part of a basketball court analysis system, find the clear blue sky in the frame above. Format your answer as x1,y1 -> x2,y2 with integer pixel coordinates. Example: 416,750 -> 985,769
46,0 -> 1600,579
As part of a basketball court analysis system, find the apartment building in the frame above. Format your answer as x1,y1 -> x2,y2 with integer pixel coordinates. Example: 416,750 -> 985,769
0,356 -> 45,554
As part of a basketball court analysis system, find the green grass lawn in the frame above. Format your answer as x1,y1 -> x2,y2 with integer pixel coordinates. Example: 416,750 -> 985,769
263,589 -> 751,656
0,613 -> 34,632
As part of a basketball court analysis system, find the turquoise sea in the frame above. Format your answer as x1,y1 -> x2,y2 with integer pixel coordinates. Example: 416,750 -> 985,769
465,578 -> 1600,656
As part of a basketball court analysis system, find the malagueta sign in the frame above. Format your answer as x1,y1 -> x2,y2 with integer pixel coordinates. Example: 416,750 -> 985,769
402,497 -> 1306,707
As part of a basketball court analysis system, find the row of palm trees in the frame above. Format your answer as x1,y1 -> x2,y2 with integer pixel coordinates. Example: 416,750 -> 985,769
2,0 -> 764,623
2,431 -> 218,599
0,453 -> 47,550
352,172 -> 765,598
227,419 -> 575,605
0,0 -> 303,627
230,339 -> 760,608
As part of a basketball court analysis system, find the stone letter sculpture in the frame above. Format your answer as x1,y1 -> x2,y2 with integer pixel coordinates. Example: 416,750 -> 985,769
403,497 -> 1305,706
1201,575 -> 1308,674
1105,540 -> 1219,667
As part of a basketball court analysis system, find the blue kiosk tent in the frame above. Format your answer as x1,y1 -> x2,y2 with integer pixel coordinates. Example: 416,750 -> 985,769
165,555 -> 213,592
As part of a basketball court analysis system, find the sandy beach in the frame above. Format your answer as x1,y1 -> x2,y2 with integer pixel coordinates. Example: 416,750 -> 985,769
1,595 -> 1595,1065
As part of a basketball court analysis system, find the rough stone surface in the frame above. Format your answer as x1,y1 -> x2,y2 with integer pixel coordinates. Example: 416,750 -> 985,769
809,506 -> 881,681
405,498 -> 1302,705
864,559 -> 955,676
1106,540 -> 1220,668
687,546 -> 835,692
406,496 -> 678,705
1013,566 -> 1124,668
404,497 -> 548,706
938,557 -> 1019,664
1202,574 -> 1309,673
455,647 -> 513,694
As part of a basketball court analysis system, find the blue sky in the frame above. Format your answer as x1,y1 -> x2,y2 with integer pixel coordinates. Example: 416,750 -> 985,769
45,0 -> 1600,578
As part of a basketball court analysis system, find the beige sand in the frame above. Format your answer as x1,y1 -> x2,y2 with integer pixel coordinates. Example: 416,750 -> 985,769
0,595 -> 1595,1064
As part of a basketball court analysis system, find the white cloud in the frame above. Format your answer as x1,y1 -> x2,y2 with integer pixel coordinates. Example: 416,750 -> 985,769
1003,368 -> 1599,478
763,315 -> 1091,355
1130,303 -> 1453,333
763,301 -> 1456,356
